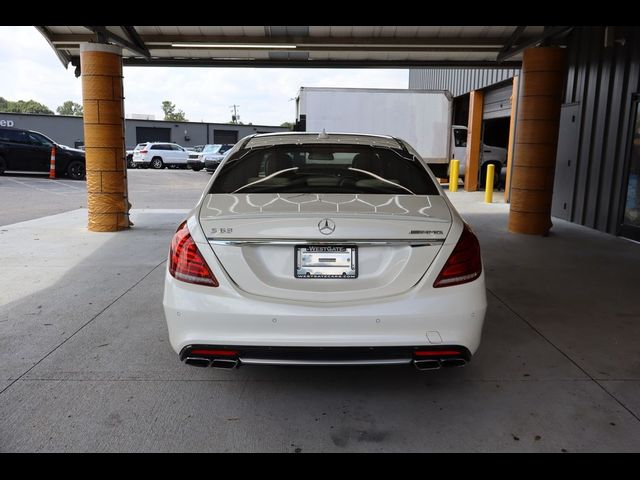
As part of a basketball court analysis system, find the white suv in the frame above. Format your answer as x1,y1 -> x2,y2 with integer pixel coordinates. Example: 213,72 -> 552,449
132,142 -> 189,169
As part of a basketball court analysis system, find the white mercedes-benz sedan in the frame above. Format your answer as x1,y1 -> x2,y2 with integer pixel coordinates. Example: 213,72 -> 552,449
163,132 -> 486,371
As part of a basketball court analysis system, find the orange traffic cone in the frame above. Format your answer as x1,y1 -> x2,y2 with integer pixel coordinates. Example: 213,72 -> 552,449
49,146 -> 56,179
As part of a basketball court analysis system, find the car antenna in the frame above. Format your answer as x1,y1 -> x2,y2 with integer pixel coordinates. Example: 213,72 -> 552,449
317,129 -> 329,139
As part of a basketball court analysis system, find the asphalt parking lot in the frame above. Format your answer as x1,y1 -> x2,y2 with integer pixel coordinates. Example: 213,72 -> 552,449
1,170 -> 640,452
0,170 -> 210,226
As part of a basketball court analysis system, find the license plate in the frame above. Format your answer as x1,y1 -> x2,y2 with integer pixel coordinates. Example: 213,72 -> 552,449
295,245 -> 357,279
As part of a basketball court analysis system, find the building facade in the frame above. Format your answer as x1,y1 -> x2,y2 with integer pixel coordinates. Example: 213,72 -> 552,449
0,113 -> 289,150
410,26 -> 640,241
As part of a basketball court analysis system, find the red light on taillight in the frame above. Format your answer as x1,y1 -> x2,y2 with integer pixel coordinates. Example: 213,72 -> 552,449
140,149 -> 148,154
414,350 -> 462,357
433,223 -> 482,288
190,349 -> 238,357
169,222 -> 219,287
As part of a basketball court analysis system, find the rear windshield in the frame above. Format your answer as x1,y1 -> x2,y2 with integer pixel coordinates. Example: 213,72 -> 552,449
209,145 -> 439,195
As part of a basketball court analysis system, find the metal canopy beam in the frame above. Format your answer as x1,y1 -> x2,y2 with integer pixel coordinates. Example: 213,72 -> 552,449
47,34 -> 525,47
121,25 -> 150,57
497,26 -> 573,63
35,26 -> 71,68
83,26 -> 151,58
118,57 -> 523,68
498,26 -> 527,60
158,45 -> 503,53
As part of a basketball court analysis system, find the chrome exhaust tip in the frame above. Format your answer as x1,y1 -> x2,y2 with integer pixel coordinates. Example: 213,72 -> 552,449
211,358 -> 239,369
440,358 -> 467,368
414,359 -> 441,371
184,357 -> 212,368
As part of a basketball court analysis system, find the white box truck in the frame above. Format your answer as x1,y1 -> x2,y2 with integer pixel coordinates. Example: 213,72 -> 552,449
296,87 -> 453,178
295,87 -> 507,186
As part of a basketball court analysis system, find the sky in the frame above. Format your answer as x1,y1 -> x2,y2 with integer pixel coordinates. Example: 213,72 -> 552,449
0,26 -> 409,126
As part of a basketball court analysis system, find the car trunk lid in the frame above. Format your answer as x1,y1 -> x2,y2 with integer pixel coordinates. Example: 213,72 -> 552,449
198,193 -> 452,302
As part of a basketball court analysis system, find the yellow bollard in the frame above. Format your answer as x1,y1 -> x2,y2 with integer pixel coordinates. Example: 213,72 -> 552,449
484,164 -> 495,203
449,159 -> 460,192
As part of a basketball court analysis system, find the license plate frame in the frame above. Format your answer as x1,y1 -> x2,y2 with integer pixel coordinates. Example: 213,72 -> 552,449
295,245 -> 358,279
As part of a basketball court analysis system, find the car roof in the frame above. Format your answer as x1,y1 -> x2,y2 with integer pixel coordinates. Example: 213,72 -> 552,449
0,126 -> 45,135
244,132 -> 403,150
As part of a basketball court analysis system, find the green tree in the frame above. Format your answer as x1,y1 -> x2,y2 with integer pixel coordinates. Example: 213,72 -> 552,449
161,100 -> 188,121
280,122 -> 294,130
56,100 -> 83,116
0,97 -> 53,114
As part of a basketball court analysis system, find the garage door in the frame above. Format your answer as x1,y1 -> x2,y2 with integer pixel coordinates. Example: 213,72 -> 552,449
136,127 -> 171,144
483,82 -> 513,120
213,129 -> 239,144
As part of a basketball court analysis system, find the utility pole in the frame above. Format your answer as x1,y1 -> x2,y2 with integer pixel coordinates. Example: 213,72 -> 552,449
230,104 -> 240,124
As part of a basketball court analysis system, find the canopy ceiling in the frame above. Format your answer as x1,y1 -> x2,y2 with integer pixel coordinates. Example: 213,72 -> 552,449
36,26 -> 573,71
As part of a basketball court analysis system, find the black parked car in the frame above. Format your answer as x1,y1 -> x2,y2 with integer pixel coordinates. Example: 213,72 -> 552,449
0,127 -> 86,180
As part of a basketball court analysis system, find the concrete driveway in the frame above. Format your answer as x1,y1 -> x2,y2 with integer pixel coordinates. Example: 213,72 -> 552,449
1,172 -> 639,452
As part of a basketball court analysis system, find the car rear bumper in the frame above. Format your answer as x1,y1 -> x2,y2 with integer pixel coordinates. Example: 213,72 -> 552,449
163,268 -> 487,358
187,160 -> 204,169
204,160 -> 221,171
178,344 -> 472,369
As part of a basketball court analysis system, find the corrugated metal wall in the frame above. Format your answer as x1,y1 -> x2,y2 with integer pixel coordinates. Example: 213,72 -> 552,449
409,67 -> 520,97
561,26 -> 640,235
409,27 -> 640,238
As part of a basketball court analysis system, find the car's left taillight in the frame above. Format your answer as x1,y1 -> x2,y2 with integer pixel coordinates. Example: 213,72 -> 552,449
433,223 -> 482,288
169,222 -> 219,287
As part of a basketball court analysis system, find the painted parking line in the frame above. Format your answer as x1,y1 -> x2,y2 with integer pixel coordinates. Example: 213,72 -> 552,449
43,180 -> 86,191
3,177 -> 85,196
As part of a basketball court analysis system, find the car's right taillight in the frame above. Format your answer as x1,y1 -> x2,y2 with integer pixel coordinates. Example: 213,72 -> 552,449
433,223 -> 482,288
169,221 -> 218,287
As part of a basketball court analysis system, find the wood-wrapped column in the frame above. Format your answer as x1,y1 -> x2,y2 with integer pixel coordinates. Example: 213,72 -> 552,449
463,90 -> 484,192
80,43 -> 130,232
504,75 -> 519,202
508,47 -> 565,235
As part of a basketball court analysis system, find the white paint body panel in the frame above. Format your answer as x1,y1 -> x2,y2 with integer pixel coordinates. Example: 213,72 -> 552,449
199,193 -> 451,302
164,266 -> 486,353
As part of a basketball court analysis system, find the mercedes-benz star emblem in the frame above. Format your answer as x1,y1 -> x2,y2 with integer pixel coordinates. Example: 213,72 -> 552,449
318,218 -> 336,235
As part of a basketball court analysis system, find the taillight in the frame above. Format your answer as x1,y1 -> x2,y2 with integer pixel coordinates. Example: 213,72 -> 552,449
189,349 -> 238,357
139,149 -> 148,154
169,221 -> 218,287
433,223 -> 482,288
414,350 -> 462,357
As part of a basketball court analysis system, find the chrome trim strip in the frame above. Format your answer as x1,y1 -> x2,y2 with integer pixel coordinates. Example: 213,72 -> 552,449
208,238 -> 445,247
239,358 -> 412,366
